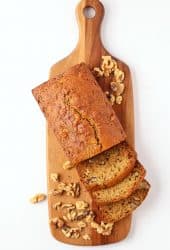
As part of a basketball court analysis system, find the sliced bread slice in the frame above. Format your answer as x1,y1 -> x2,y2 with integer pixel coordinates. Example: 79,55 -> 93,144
77,141 -> 136,191
92,161 -> 146,204
96,180 -> 150,223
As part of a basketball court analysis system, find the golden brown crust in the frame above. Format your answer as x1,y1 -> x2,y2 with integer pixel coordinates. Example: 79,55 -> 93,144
96,180 -> 150,223
77,141 -> 137,191
32,63 -> 126,165
92,161 -> 146,204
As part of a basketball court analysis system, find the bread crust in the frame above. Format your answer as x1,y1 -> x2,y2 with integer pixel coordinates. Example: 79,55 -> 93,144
32,63 -> 126,165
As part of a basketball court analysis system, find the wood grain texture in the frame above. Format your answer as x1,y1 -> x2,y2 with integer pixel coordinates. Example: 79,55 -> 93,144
47,0 -> 134,245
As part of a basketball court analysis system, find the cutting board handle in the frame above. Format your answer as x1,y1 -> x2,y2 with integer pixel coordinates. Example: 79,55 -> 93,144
76,0 -> 105,61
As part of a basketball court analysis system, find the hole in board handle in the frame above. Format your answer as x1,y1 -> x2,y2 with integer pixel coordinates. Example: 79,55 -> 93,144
83,6 -> 96,19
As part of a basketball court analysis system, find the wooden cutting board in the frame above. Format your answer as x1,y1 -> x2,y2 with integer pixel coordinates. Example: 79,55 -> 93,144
47,0 -> 134,245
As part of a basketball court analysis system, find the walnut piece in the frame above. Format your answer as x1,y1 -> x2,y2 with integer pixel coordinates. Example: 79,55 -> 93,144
117,83 -> 125,96
66,209 -> 77,221
50,173 -> 59,182
53,201 -> 62,210
82,234 -> 91,240
93,56 -> 118,78
50,217 -> 64,228
110,82 -> 118,92
116,96 -> 123,105
114,68 -> 125,83
61,226 -> 80,239
77,221 -> 86,229
93,67 -> 104,77
76,201 -> 89,210
49,182 -> 80,197
29,193 -> 46,204
76,210 -> 90,220
61,203 -> 75,210
93,55 -> 125,106
63,161 -> 73,170
85,211 -> 95,223
110,94 -> 116,106
91,221 -> 114,236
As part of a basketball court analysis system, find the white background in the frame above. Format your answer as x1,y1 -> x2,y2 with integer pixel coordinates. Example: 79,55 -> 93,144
0,0 -> 170,249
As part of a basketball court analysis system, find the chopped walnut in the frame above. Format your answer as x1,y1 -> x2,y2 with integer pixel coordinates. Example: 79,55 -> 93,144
76,201 -> 89,210
93,56 -> 117,78
49,182 -> 80,197
116,95 -> 123,105
114,68 -> 125,83
29,193 -> 46,204
93,67 -> 104,77
61,226 -> 80,239
110,94 -> 116,106
82,234 -> 91,240
103,69 -> 112,77
61,203 -> 75,211
66,209 -> 77,221
61,226 -> 72,238
71,231 -> 80,239
85,211 -> 95,223
117,83 -> 125,96
101,56 -> 117,71
110,82 -> 118,92
65,183 -> 80,197
110,82 -> 125,96
50,217 -> 64,228
50,173 -> 59,182
53,201 -> 62,210
49,182 -> 66,195
91,221 -> 114,236
77,221 -> 86,229
93,55 -> 125,106
76,210 -> 90,220
63,161 -> 73,170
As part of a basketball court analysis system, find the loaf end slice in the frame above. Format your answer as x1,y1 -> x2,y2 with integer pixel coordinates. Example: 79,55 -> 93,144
77,141 -> 137,191
92,161 -> 146,204
32,63 -> 126,165
97,180 -> 150,223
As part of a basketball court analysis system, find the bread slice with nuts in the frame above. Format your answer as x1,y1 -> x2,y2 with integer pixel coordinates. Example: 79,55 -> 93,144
92,161 -> 146,204
77,141 -> 136,191
97,180 -> 150,223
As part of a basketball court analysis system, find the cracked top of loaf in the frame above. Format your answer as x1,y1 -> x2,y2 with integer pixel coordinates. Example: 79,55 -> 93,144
32,63 -> 126,165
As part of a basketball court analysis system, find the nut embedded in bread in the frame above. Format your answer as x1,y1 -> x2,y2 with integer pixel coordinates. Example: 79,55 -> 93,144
92,161 -> 146,204
96,180 -> 150,223
32,63 -> 126,165
77,141 -> 137,191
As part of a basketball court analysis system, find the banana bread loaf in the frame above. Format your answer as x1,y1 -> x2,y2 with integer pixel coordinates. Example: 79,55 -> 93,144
92,161 -> 146,204
77,141 -> 136,191
32,63 -> 126,165
96,180 -> 150,223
